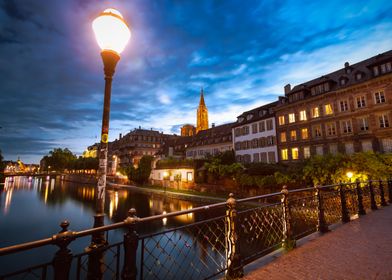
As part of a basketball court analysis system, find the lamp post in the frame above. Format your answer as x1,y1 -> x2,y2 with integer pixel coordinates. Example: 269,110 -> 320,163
91,8 -> 131,242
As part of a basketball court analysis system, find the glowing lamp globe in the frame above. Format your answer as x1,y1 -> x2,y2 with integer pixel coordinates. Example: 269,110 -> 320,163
92,8 -> 131,55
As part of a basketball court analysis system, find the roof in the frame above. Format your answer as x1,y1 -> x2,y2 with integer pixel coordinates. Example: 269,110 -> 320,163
188,122 -> 235,148
289,50 -> 392,94
233,101 -> 279,127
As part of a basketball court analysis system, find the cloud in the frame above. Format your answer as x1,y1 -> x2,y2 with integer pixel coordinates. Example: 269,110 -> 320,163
1,0 -> 392,162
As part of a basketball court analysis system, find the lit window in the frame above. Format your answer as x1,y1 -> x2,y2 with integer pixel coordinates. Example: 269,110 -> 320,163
358,117 -> 369,131
374,91 -> 386,104
341,120 -> 352,134
281,149 -> 288,160
313,125 -> 322,138
326,122 -> 336,136
312,107 -> 320,118
339,100 -> 349,112
291,148 -> 299,160
280,132 -> 287,143
303,147 -> 311,158
288,113 -> 296,123
301,128 -> 308,139
356,96 -> 366,108
278,116 -> 285,125
324,104 -> 333,115
299,110 -> 307,121
290,130 -> 297,141
379,114 -> 390,128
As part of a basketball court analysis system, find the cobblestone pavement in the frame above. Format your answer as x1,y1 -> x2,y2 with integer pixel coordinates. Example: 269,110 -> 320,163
243,205 -> 392,280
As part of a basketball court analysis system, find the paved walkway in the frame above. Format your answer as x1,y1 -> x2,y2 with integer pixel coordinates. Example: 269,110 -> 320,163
244,205 -> 392,280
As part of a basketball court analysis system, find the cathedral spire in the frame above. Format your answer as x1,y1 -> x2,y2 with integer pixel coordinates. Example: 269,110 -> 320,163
199,87 -> 206,106
196,88 -> 208,133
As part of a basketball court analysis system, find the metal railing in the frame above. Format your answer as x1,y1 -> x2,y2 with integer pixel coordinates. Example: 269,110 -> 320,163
1,179 -> 391,280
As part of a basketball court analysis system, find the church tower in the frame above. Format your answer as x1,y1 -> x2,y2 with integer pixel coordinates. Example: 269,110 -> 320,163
196,88 -> 209,133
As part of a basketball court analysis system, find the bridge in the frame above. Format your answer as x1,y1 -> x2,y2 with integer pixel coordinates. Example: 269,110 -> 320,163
0,179 -> 391,279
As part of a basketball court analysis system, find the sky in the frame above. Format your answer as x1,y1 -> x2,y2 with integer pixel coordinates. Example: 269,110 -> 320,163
1,0 -> 392,163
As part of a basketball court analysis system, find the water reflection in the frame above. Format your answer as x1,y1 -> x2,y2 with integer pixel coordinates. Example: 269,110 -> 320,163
0,176 -> 205,233
0,176 -> 224,278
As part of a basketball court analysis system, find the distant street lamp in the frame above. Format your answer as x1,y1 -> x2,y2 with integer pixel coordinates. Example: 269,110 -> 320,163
91,8 -> 131,242
346,171 -> 354,182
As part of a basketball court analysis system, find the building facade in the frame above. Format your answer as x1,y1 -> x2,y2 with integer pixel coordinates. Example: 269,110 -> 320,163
108,128 -> 176,172
275,51 -> 392,161
233,102 -> 279,163
186,123 -> 234,159
180,124 -> 196,136
196,89 -> 209,133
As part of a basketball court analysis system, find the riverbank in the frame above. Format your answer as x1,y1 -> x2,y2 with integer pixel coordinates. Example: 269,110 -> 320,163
108,182 -> 227,203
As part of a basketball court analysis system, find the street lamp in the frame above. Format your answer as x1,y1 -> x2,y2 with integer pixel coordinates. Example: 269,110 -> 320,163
91,8 -> 131,240
346,171 -> 354,183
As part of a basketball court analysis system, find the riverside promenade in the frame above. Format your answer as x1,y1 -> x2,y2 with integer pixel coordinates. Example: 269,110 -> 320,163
244,205 -> 392,280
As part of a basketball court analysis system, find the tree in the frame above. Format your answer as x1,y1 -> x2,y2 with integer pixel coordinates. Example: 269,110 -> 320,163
41,148 -> 77,171
127,156 -> 154,184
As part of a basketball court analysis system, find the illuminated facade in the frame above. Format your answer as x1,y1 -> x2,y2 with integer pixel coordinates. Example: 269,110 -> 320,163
181,124 -> 196,136
275,50 -> 392,161
196,89 -> 209,133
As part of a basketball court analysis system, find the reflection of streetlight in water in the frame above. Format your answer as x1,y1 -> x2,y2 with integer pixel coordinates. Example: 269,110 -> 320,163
162,211 -> 167,226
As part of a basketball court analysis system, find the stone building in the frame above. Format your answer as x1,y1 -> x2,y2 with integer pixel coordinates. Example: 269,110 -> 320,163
186,123 -> 234,159
233,102 -> 279,163
196,88 -> 209,133
180,124 -> 196,136
108,128 -> 176,172
275,50 -> 392,161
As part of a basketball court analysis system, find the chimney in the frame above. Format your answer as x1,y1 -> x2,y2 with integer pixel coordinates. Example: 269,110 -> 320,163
212,123 -> 215,128
344,62 -> 349,68
119,133 -> 122,139
284,84 -> 291,96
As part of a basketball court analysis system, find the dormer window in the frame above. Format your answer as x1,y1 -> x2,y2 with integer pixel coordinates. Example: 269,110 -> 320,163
259,109 -> 267,117
339,77 -> 348,86
238,117 -> 244,123
373,62 -> 392,76
355,72 -> 363,80
246,114 -> 253,120
311,82 -> 329,96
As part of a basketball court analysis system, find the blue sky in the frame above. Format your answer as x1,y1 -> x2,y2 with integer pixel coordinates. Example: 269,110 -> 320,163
1,0 -> 392,163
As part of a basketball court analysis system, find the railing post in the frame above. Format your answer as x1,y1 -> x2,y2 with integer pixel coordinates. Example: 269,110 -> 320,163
281,186 -> 295,250
389,178 -> 392,204
379,179 -> 387,206
122,208 -> 139,280
369,181 -> 378,210
315,185 -> 329,233
52,220 -> 75,280
339,182 -> 350,223
225,193 -> 243,279
355,180 -> 366,215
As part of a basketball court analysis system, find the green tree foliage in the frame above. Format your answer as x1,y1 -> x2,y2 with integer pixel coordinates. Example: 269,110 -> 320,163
127,155 -> 153,184
41,148 -> 98,172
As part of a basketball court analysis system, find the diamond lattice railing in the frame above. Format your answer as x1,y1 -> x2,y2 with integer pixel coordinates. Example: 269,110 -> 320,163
361,183 -> 372,211
237,203 -> 284,264
322,189 -> 342,225
289,194 -> 318,238
140,215 -> 227,280
344,186 -> 359,217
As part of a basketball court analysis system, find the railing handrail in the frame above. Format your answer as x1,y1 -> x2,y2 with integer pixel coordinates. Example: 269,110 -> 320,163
0,179 -> 386,257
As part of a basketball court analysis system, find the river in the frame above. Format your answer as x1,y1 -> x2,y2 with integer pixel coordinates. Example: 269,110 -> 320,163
0,176 -> 220,277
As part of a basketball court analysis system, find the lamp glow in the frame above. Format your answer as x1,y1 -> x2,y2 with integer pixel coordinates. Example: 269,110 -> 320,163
346,172 -> 353,179
92,8 -> 131,54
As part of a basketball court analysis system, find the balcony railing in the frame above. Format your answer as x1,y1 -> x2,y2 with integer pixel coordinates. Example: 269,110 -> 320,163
0,179 -> 391,279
